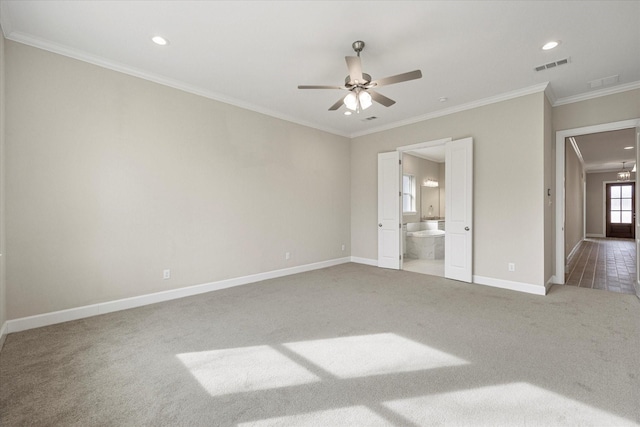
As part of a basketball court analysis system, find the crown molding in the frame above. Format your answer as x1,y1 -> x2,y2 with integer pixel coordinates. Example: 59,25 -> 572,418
350,83 -> 550,138
5,31 -> 352,139
552,81 -> 640,107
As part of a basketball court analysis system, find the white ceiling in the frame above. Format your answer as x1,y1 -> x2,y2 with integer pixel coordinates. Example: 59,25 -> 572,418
1,1 -> 639,138
573,128 -> 637,173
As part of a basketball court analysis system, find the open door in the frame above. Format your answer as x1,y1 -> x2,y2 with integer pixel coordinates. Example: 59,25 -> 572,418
445,138 -> 473,282
378,151 -> 401,269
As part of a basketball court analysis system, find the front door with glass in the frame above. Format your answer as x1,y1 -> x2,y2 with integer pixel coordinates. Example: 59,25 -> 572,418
606,182 -> 635,239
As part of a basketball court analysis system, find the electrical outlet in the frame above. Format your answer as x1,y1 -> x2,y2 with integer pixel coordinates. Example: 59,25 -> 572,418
163,269 -> 171,279
508,263 -> 515,272
285,252 -> 291,260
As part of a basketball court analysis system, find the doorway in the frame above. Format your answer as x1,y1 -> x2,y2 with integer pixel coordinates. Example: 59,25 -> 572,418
555,118 -> 640,298
401,150 -> 446,277
377,137 -> 473,282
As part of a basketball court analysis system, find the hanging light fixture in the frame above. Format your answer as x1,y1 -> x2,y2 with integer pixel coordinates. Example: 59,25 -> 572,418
617,162 -> 631,181
344,89 -> 372,113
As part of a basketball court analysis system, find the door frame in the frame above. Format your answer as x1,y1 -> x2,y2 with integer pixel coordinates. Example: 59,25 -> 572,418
396,138 -> 452,270
555,118 -> 640,284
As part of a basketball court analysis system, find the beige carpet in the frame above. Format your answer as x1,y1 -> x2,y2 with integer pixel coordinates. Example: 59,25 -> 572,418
1,263 -> 639,426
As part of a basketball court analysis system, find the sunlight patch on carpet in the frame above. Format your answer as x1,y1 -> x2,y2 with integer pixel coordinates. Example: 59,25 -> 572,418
237,405 -> 388,427
176,345 -> 320,396
382,382 -> 636,426
283,333 -> 468,378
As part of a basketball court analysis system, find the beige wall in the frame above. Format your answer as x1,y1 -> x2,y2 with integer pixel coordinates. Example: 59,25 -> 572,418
0,31 -> 6,343
553,89 -> 640,131
351,92 -> 546,287
564,142 -> 584,258
5,42 -> 351,319
585,172 -> 637,236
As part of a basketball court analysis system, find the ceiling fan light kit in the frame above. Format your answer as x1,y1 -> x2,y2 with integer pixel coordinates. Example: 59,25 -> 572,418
298,40 -> 422,113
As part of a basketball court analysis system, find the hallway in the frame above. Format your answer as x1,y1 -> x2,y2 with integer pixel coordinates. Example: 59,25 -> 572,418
565,238 -> 637,294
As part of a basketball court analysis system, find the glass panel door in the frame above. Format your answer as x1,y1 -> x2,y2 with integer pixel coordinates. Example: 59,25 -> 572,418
606,183 -> 635,239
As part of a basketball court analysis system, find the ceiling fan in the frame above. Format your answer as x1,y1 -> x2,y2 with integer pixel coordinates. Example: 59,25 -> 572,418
298,40 -> 422,113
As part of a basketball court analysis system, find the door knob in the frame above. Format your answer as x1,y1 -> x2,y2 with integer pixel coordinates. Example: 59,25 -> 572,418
465,226 -> 470,231
379,223 -> 383,227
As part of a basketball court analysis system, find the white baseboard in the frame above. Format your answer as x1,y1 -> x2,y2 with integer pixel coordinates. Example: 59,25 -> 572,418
6,257 -> 352,334
350,256 -> 378,266
566,240 -> 583,262
585,233 -> 605,238
0,321 -> 7,351
473,275 -> 547,296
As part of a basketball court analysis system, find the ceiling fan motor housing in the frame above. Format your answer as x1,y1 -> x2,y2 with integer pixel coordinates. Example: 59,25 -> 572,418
345,73 -> 372,89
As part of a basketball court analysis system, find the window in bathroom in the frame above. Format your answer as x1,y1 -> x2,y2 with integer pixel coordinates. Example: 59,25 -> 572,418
403,174 -> 416,213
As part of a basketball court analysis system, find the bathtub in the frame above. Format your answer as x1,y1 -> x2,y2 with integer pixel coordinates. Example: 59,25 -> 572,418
405,229 -> 445,260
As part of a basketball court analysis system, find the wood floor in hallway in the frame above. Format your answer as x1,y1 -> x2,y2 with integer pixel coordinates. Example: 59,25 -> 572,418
565,238 -> 637,294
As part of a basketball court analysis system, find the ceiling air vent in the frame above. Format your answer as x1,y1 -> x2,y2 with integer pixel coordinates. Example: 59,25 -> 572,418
588,74 -> 619,89
534,57 -> 570,72
362,116 -> 378,122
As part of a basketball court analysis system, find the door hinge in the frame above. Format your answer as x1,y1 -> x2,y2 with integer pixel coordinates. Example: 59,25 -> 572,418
399,191 -> 401,197
399,159 -> 402,165
399,223 -> 401,228
399,254 -> 402,260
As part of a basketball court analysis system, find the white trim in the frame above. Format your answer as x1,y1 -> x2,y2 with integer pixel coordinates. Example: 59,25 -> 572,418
473,275 -> 547,296
6,257 -> 351,334
546,277 -> 557,292
568,137 -> 585,167
0,321 -> 7,351
351,83 -> 550,138
553,81 -> 640,107
396,138 -> 452,152
555,118 -> 640,285
350,256 -> 378,266
585,233 -> 605,238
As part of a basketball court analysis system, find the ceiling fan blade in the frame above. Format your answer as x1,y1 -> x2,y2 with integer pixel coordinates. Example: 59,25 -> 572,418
370,70 -> 422,87
298,85 -> 345,90
368,90 -> 396,107
345,56 -> 364,84
328,96 -> 345,111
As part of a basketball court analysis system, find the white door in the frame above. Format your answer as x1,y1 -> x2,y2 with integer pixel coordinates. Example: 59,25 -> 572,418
445,138 -> 473,282
378,151 -> 401,269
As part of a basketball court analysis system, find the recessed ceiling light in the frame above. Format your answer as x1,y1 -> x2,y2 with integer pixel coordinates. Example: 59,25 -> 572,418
542,40 -> 560,50
152,36 -> 168,46
624,146 -> 634,150
344,111 -> 352,116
